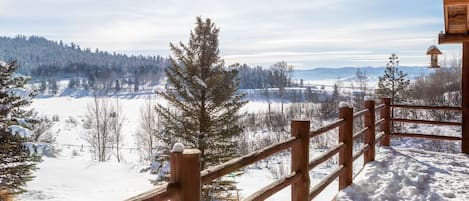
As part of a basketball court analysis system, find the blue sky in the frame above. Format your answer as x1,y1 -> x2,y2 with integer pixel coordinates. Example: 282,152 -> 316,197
0,0 -> 461,69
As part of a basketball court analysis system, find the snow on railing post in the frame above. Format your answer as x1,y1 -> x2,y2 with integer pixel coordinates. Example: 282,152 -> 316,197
291,120 -> 310,201
380,98 -> 391,146
338,102 -> 353,190
170,143 -> 201,201
364,97 -> 376,164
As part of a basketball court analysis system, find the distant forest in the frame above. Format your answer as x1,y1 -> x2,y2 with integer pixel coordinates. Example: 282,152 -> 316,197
0,35 -> 293,93
0,35 -> 168,93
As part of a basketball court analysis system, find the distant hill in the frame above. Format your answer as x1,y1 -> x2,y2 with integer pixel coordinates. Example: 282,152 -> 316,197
0,35 -> 168,92
292,66 -> 435,82
0,35 -> 168,76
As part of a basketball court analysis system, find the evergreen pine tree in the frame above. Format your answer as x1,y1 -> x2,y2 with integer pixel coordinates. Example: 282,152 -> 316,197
48,79 -> 58,94
376,53 -> 410,104
156,17 -> 247,199
0,60 -> 38,196
38,80 -> 47,94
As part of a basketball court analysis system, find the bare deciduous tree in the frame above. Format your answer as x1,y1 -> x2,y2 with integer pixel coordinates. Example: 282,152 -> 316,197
136,95 -> 162,161
111,98 -> 124,162
84,92 -> 114,162
30,114 -> 55,144
269,61 -> 293,114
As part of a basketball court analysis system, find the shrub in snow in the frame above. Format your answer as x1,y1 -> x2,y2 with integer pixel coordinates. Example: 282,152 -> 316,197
65,116 -> 77,124
72,149 -> 79,157
52,115 -> 59,122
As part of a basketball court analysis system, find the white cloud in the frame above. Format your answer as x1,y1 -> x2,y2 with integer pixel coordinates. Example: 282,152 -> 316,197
0,0 -> 457,68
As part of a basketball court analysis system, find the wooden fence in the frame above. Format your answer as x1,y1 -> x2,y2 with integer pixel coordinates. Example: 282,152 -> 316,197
390,103 -> 462,141
126,97 -> 463,201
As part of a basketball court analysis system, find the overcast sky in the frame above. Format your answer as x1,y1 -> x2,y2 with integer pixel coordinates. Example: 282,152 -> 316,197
0,0 -> 461,69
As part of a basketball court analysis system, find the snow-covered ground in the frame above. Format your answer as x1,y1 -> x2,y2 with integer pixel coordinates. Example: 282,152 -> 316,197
18,94 -> 300,201
19,95 -> 159,201
337,147 -> 469,201
18,158 -> 154,201
17,88 -> 467,201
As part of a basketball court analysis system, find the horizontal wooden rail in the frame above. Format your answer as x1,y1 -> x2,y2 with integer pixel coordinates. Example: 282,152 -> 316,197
309,143 -> 345,171
353,144 -> 369,162
391,118 -> 462,126
310,119 -> 345,138
391,104 -> 461,111
375,118 -> 385,127
353,108 -> 369,118
201,137 -> 298,184
375,103 -> 385,110
309,165 -> 345,200
243,172 -> 301,201
392,132 -> 462,141
125,183 -> 180,201
353,127 -> 368,141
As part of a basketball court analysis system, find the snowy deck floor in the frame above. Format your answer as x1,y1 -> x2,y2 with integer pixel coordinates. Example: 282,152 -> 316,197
337,147 -> 469,201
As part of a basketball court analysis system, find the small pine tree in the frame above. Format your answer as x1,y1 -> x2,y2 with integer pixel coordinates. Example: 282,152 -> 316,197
134,77 -> 139,92
68,78 -> 77,89
333,83 -> 339,98
115,80 -> 121,91
48,79 -> 58,94
376,53 -> 410,104
38,80 -> 47,94
156,17 -> 247,199
0,60 -> 38,196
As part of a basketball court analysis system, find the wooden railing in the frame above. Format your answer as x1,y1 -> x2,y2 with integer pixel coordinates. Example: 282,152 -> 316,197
126,97 -> 464,201
390,103 -> 462,141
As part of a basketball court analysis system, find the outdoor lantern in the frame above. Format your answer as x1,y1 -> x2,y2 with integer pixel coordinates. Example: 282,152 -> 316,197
426,45 -> 442,68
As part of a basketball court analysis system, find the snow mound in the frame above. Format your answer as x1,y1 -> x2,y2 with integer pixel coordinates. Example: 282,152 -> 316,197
339,102 -> 350,108
171,143 -> 185,153
337,147 -> 469,201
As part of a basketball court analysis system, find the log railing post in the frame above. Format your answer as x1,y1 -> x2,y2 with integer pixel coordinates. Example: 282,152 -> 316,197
364,97 -> 376,164
462,42 -> 469,154
170,143 -> 201,201
338,103 -> 353,190
380,98 -> 391,146
291,120 -> 310,201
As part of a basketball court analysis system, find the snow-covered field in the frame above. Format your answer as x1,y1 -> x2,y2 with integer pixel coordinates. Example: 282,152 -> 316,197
18,158 -> 153,201
18,94 -> 303,201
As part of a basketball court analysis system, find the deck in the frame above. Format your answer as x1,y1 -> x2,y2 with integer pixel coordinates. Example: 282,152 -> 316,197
337,147 -> 469,201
